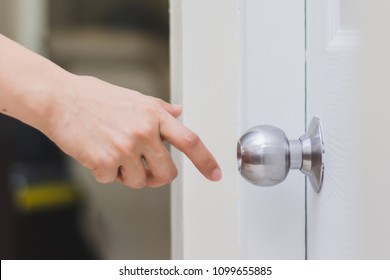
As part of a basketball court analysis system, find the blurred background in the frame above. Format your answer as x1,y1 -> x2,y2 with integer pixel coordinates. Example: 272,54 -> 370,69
0,0 -> 171,259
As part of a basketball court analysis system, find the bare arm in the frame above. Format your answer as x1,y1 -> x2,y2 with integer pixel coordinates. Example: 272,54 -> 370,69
0,34 -> 221,188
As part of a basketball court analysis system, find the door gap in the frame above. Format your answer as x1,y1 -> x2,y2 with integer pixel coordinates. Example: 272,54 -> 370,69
304,0 -> 308,261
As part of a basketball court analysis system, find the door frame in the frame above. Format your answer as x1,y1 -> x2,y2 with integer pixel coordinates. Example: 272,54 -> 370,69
0,0 -> 48,54
170,0 -> 241,259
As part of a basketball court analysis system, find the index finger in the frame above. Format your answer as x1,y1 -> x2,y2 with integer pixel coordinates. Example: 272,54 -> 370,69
159,113 -> 222,181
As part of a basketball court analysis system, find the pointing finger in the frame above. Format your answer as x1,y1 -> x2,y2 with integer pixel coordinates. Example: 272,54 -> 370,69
159,113 -> 222,181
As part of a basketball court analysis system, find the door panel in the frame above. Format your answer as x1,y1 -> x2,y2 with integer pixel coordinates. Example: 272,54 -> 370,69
239,0 -> 305,259
307,0 -> 390,259
306,0 -> 361,259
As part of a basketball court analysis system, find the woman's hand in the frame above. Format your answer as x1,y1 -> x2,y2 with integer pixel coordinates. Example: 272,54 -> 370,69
0,34 -> 221,188
42,75 -> 221,188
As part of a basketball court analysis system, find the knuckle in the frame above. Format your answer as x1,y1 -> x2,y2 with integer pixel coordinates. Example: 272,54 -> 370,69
149,96 -> 163,105
158,176 -> 171,186
123,175 -> 146,189
119,139 -> 136,156
104,154 -> 118,169
93,153 -> 117,170
130,179 -> 146,189
92,168 -> 113,184
156,166 -> 178,186
89,152 -> 119,184
148,177 -> 167,188
169,167 -> 179,182
133,132 -> 147,143
143,99 -> 160,114
97,177 -> 113,184
134,124 -> 155,141
77,148 -> 96,169
183,132 -> 200,148
89,152 -> 104,168
199,156 -> 217,171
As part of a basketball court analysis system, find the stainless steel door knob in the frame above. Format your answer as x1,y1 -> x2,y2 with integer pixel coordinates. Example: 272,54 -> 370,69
237,117 -> 324,192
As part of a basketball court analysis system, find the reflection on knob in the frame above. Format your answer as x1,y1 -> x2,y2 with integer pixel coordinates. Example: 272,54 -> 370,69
237,117 -> 324,192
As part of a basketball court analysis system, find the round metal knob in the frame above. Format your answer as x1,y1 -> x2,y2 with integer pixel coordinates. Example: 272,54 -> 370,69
237,117 -> 325,192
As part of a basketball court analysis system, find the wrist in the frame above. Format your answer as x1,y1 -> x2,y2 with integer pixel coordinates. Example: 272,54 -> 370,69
22,70 -> 74,133
34,71 -> 78,137
0,35 -> 76,134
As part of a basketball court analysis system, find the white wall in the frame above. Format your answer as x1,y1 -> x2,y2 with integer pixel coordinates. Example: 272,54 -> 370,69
358,0 -> 390,259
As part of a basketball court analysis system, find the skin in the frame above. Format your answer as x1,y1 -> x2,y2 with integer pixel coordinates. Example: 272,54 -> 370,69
0,34 -> 222,188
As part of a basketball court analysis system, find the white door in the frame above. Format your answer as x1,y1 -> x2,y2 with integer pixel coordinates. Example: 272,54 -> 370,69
171,0 -> 390,259
306,0 -> 390,259
238,0 -> 306,259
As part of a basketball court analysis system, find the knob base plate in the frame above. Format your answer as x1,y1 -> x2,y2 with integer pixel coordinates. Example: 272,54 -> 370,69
300,117 -> 325,193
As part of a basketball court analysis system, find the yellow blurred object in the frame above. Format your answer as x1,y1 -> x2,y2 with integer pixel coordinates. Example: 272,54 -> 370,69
14,182 -> 79,213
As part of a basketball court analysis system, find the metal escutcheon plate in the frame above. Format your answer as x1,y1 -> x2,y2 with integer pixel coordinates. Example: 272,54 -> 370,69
300,117 -> 325,193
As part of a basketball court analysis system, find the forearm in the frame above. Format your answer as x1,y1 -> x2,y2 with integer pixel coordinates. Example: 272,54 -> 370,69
0,34 -> 73,131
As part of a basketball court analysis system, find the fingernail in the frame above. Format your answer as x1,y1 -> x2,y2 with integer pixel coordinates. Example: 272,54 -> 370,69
210,168 -> 222,181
